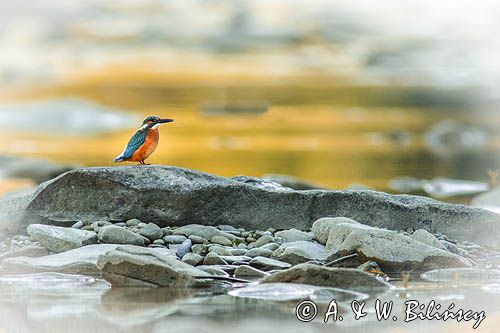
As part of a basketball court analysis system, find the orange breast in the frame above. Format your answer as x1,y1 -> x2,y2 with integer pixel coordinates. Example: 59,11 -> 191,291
129,129 -> 159,162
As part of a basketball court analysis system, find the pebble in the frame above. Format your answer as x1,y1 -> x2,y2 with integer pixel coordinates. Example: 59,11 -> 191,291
163,235 -> 187,244
203,252 -> 228,265
98,226 -> 145,246
136,223 -> 162,241
254,235 -> 275,247
246,247 -> 273,258
192,244 -> 210,256
249,256 -> 291,271
210,235 -> 232,246
188,235 -> 207,244
126,219 -> 141,227
196,265 -> 229,277
176,239 -> 192,258
71,221 -> 84,229
182,253 -> 203,266
234,265 -> 270,278
153,239 -> 165,245
260,243 -> 280,251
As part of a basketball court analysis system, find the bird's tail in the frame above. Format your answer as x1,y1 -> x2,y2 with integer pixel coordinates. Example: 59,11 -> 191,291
113,155 -> 124,162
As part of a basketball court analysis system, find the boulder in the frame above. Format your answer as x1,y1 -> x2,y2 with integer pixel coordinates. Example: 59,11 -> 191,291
324,218 -> 471,272
0,189 -> 34,235
98,226 -> 145,246
0,244 -> 119,275
271,241 -> 326,265
9,166 -> 500,249
27,224 -> 97,253
262,263 -> 391,292
96,245 -> 209,287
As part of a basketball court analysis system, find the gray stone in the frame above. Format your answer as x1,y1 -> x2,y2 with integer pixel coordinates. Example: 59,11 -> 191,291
0,189 -> 34,235
126,219 -> 141,227
260,243 -> 280,251
137,223 -> 162,241
163,235 -> 187,244
153,239 -> 165,245
209,246 -> 247,256
249,256 -> 291,271
98,226 -> 145,246
246,247 -> 273,258
325,218 -> 471,272
0,244 -> 119,275
312,217 -> 357,245
188,235 -> 207,244
234,265 -> 270,278
71,221 -> 84,229
182,253 -> 204,266
254,235 -> 275,247
210,235 -> 232,246
196,265 -> 229,277
192,244 -> 210,256
262,263 -> 392,292
96,245 -> 209,287
220,255 -> 252,264
176,239 -> 192,258
27,224 -> 97,253
275,229 -> 313,243
272,241 -> 326,265
203,252 -> 228,265
174,224 -> 238,241
412,229 -> 446,250
472,188 -> 500,208
14,166 -> 500,249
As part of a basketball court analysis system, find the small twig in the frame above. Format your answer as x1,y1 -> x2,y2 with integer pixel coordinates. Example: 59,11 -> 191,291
324,253 -> 358,267
194,275 -> 252,284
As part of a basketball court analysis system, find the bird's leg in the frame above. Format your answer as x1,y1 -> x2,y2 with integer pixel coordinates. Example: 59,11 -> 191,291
138,160 -> 145,165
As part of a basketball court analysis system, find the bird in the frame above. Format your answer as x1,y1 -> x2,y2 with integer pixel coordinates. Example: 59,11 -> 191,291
114,115 -> 173,165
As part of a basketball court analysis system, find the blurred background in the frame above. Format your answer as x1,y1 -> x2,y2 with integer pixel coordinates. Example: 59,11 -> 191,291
2,0 -> 500,199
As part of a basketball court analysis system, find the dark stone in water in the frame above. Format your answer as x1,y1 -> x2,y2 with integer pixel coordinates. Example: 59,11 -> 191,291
5,166 -> 500,250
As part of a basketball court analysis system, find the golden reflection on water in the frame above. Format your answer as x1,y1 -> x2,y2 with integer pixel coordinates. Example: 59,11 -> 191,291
1,68 -> 500,192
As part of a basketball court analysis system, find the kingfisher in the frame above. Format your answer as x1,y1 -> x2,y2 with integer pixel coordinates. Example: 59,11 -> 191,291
114,115 -> 174,165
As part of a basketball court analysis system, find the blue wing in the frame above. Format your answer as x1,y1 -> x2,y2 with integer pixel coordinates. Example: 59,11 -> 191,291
114,129 -> 147,161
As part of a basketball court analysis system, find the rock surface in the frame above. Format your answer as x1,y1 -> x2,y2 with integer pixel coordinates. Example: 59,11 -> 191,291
9,166 -> 500,249
274,229 -> 313,243
262,263 -> 392,292
96,245 -> 209,287
0,244 -> 119,275
324,218 -> 471,271
271,241 -> 326,265
27,224 -> 97,253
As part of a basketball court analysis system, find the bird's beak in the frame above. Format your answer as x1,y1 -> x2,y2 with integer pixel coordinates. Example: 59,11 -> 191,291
158,118 -> 174,124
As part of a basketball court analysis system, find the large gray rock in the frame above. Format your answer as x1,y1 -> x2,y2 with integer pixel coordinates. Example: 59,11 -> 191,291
27,224 -> 97,253
96,245 -> 210,287
0,244 -> 119,275
11,166 -> 500,249
262,263 -> 392,292
325,218 -> 471,272
271,241 -> 326,265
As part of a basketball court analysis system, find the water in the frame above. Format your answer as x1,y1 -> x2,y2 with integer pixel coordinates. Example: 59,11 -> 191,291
0,273 -> 499,333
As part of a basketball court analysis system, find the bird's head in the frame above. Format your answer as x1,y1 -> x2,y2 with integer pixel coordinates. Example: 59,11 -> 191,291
140,116 -> 174,130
